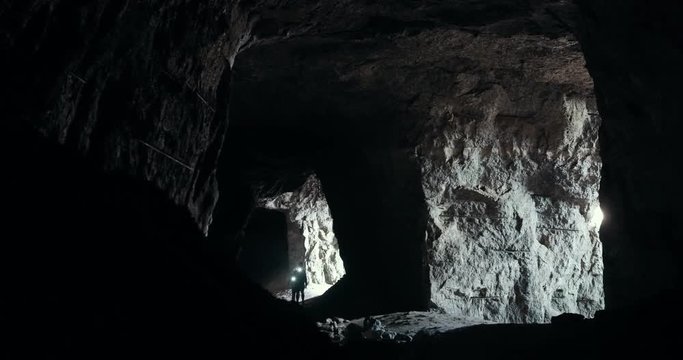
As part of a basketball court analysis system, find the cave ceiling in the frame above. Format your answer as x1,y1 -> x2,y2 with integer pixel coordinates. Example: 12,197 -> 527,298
229,0 -> 594,193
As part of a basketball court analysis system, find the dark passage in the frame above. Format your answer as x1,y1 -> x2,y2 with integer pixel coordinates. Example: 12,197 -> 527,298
311,147 -> 429,319
238,208 -> 290,291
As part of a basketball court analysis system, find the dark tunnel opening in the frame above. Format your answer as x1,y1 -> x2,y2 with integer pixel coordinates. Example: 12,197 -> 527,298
237,208 -> 290,292
310,147 -> 430,318
224,40 -> 432,318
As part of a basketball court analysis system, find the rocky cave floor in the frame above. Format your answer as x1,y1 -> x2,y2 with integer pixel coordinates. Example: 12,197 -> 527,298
298,302 -> 678,360
315,310 -> 492,344
274,285 -> 495,346
268,284 -> 680,359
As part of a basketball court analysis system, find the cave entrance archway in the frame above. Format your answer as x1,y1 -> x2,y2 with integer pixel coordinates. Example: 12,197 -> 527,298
258,174 -> 347,301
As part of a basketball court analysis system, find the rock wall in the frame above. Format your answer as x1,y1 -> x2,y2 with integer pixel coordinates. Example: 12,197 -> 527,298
421,92 -> 604,322
260,175 -> 346,286
0,0 -> 258,232
387,31 -> 604,322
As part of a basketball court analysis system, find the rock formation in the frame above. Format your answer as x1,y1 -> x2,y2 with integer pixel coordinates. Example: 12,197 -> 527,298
260,175 -> 346,286
398,30 -> 606,322
234,16 -> 604,321
0,0 -> 259,232
421,90 -> 604,322
3,0 -> 618,338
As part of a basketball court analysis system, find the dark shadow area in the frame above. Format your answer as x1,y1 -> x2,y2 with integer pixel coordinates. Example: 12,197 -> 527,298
238,208 -> 290,291
338,307 -> 678,360
574,0 -> 683,312
227,44 -> 430,319
307,147 -> 429,319
1,124 -> 335,359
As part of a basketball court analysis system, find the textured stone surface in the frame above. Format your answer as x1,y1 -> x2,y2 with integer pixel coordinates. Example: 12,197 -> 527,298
0,0 -> 258,232
3,126 -> 335,359
421,93 -> 604,322
410,32 -> 604,322
344,311 -> 491,339
260,175 -> 345,286
230,0 -> 604,319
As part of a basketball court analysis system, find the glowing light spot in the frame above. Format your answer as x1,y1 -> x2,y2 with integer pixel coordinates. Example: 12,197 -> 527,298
589,206 -> 604,228
295,267 -> 302,272
291,277 -> 296,282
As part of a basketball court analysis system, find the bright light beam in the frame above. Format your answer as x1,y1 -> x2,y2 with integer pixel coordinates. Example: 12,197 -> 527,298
589,205 -> 604,228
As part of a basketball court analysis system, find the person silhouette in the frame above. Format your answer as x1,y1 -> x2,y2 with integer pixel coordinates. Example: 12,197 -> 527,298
289,262 -> 308,304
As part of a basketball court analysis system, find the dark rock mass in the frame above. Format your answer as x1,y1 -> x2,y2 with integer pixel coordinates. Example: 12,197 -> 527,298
0,0 -> 250,232
575,0 -> 683,312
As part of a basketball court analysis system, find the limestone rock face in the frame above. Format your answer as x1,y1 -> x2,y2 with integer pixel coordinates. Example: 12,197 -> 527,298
233,2 -> 605,319
420,78 -> 604,322
1,0 -> 260,232
260,175 -> 345,286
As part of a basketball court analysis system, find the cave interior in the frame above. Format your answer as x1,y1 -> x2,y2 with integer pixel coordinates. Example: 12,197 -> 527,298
2,1 -> 682,359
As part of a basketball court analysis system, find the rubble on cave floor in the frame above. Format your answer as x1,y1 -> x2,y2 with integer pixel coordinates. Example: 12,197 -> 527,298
316,311 -> 492,345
